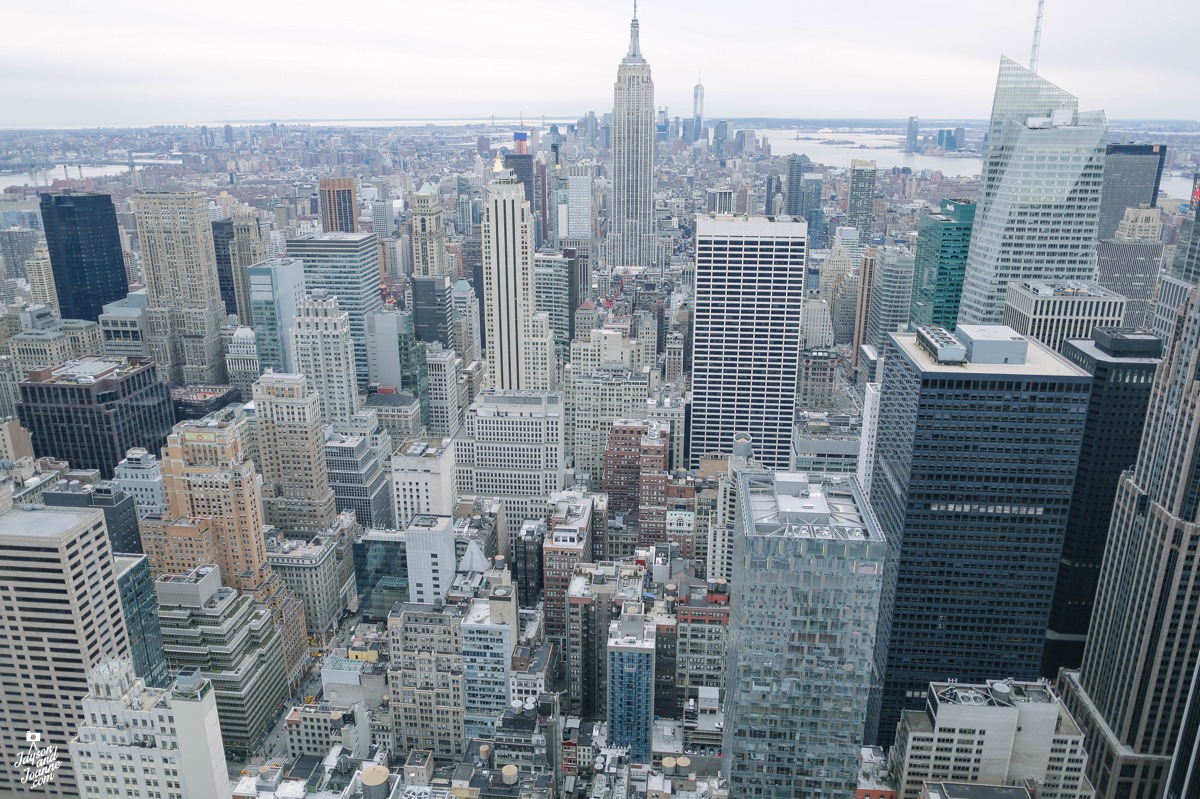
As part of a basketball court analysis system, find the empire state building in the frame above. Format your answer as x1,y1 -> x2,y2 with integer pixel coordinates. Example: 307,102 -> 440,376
609,5 -> 656,269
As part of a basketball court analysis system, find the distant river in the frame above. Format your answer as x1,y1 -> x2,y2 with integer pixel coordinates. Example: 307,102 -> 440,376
758,129 -> 984,177
0,164 -> 132,191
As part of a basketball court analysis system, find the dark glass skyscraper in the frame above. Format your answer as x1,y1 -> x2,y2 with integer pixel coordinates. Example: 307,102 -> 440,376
17,357 -> 174,478
870,325 -> 1090,742
1043,328 -> 1161,675
39,191 -> 128,322
910,199 -> 976,331
1097,143 -> 1166,240
210,217 -> 237,316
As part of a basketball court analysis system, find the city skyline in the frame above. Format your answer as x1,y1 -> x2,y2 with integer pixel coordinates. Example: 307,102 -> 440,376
0,0 -> 1196,128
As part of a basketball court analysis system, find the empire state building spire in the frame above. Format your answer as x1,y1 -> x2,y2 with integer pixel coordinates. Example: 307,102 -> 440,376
608,3 -> 656,269
625,2 -> 643,62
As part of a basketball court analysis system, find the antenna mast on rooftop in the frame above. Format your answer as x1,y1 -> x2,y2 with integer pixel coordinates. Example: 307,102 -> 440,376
1030,0 -> 1045,73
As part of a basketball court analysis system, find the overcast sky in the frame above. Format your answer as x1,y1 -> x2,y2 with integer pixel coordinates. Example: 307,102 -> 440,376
1,0 -> 1196,129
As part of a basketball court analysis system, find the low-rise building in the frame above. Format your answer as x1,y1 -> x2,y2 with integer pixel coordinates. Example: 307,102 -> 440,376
283,701 -> 371,759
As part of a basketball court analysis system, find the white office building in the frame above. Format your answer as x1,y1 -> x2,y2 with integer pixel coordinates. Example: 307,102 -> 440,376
690,215 -> 807,471
391,437 -> 456,528
70,660 -> 229,799
114,447 -> 167,519
404,515 -> 458,605
291,290 -> 360,425
287,232 -> 383,384
454,391 -> 566,525
888,680 -> 1093,799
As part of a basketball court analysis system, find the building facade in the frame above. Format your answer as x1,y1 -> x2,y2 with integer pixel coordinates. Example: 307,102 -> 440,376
870,325 -> 1090,743
910,199 -> 975,331
608,9 -> 656,269
287,232 -> 383,386
0,495 -> 130,799
957,58 -> 1107,325
39,191 -> 128,322
690,216 -> 807,471
1059,286 -> 1200,799
136,191 -> 229,385
18,356 -> 174,478
723,471 -> 886,798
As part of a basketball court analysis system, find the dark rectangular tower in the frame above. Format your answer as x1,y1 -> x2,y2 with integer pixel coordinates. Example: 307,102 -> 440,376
870,324 -> 1090,742
1043,328 -> 1161,675
39,191 -> 129,321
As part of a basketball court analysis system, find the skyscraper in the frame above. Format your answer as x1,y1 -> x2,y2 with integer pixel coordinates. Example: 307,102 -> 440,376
1097,205 -> 1164,328
957,58 -> 1108,325
871,325 -> 1090,742
690,215 -> 807,471
18,356 -> 174,478
25,244 -> 59,314
0,225 -> 39,280
136,191 -> 229,385
864,245 -> 916,351
784,154 -> 807,216
1043,328 -> 1162,674
1059,286 -> 1200,799
1097,143 -> 1166,240
291,291 -> 360,426
246,257 -> 306,372
229,206 -> 267,324
287,231 -> 383,386
318,177 -> 359,233
210,216 -> 237,316
723,471 -> 886,797
764,170 -> 782,216
566,164 -> 594,240
253,372 -> 337,537
906,116 -> 919,153
39,191 -> 128,322
69,660 -> 230,799
692,74 -> 704,144
481,159 -> 555,391
113,553 -> 170,688
0,491 -> 130,799
909,199 -> 976,331
411,182 -> 446,277
847,160 -> 878,242
609,7 -> 656,269
141,407 -> 308,686
504,132 -> 536,210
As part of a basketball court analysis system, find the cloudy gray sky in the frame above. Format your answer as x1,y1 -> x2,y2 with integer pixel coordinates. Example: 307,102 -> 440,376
1,0 -> 1196,128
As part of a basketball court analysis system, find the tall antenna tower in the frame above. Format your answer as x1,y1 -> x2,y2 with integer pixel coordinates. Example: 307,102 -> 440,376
1030,0 -> 1045,73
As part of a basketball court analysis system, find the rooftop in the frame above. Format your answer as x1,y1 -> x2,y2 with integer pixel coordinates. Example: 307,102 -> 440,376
0,502 -> 100,539
740,472 -> 879,541
365,391 -> 420,409
894,329 -> 1088,378
924,783 -> 1031,799
24,356 -> 150,385
1009,281 -> 1121,298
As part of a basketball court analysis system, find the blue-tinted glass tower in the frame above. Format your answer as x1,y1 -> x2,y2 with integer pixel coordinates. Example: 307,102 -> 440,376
114,554 -> 169,688
39,191 -> 128,322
